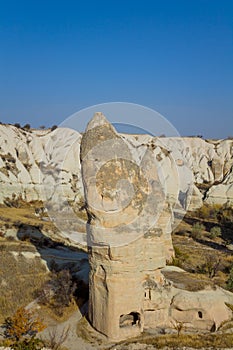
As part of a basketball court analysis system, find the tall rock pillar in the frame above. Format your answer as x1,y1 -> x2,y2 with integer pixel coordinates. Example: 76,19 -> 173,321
80,113 -> 173,340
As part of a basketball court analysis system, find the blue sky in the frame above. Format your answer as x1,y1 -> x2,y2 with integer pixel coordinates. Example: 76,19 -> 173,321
0,0 -> 232,138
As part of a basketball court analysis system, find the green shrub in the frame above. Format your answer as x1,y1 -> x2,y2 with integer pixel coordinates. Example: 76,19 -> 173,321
167,246 -> 189,268
209,226 -> 221,239
196,204 -> 222,220
191,222 -> 205,240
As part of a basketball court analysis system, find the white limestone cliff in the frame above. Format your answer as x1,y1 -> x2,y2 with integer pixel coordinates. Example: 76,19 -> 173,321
0,125 -> 83,205
0,123 -> 232,211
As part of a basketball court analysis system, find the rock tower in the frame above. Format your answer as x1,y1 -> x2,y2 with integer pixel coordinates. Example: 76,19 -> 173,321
80,113 -> 174,340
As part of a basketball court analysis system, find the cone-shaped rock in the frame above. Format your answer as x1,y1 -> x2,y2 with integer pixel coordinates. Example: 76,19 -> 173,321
80,113 -> 173,340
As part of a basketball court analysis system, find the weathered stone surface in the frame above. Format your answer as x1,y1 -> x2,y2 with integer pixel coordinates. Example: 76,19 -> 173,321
80,113 -> 175,340
205,170 -> 233,205
80,114 -> 233,341
169,287 -> 233,331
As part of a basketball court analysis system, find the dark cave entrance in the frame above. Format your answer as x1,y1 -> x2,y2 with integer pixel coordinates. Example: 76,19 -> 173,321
119,312 -> 140,328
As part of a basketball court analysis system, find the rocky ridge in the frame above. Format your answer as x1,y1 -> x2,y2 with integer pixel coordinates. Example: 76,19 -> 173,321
0,123 -> 232,212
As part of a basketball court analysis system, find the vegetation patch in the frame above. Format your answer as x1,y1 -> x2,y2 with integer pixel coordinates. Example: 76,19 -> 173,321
123,332 -> 233,349
0,247 -> 48,321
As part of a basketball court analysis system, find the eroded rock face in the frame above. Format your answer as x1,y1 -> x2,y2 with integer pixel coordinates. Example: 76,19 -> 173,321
80,114 -> 233,341
0,124 -> 232,211
80,113 -> 176,339
169,287 -> 233,331
0,125 -> 83,206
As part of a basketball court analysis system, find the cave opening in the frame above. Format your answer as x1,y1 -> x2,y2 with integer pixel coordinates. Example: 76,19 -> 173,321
119,312 -> 140,328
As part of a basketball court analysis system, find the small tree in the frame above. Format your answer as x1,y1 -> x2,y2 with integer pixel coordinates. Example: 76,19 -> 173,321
46,325 -> 70,350
37,269 -> 76,316
202,253 -> 221,279
3,307 -> 45,342
50,270 -> 76,311
171,319 -> 185,336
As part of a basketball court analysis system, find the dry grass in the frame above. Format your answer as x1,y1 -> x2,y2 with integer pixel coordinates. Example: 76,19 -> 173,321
1,202 -> 233,348
38,299 -> 78,324
0,204 -> 87,238
125,332 -> 233,348
162,270 -> 214,291
0,245 -> 48,322
0,205 -> 56,231
172,216 -> 233,288
0,204 -> 86,324
77,318 -> 233,349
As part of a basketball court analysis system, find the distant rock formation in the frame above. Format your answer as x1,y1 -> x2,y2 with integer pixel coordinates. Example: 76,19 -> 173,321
0,125 -> 83,206
0,122 -> 232,213
80,114 -> 233,341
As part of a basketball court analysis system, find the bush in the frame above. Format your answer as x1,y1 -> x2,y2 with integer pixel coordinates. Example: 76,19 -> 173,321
201,253 -> 221,279
167,246 -> 189,268
198,205 -> 210,219
37,269 -> 76,316
23,124 -> 31,130
51,125 -> 57,131
171,319 -> 185,336
191,223 -> 205,240
197,204 -> 222,220
2,307 -> 45,342
14,123 -> 21,128
11,337 -> 44,350
209,226 -> 221,239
